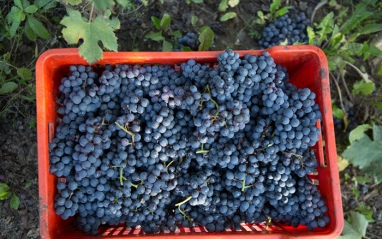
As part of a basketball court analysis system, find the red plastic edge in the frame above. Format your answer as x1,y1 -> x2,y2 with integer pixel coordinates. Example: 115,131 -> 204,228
36,46 -> 343,239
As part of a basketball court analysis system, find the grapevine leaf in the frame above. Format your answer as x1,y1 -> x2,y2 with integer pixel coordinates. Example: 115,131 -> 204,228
355,205 -> 374,223
342,125 -> 382,182
305,26 -> 315,45
332,105 -> 343,119
17,68 -> 33,80
316,12 -> 334,45
0,82 -> 18,94
228,0 -> 239,8
151,16 -> 161,30
191,15 -> 198,27
25,19 -> 37,41
219,0 -> 228,12
182,46 -> 192,51
162,40 -> 172,52
145,31 -> 165,41
338,211 -> 368,239
10,194 -> 20,210
61,0 -> 82,6
0,183 -> 10,193
61,8 -> 120,64
275,6 -> 291,17
92,0 -> 115,10
270,0 -> 281,16
0,192 -> 10,200
27,16 -> 50,39
220,12 -> 237,21
372,102 -> 382,109
352,80 -> 375,96
169,30 -> 182,38
349,124 -> 372,143
198,26 -> 214,51
25,5 -> 38,13
337,155 -> 349,172
160,14 -> 171,30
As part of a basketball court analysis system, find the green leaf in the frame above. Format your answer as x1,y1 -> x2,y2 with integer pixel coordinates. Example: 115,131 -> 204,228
341,1 -> 374,35
8,8 -> 23,37
145,31 -> 165,41
353,177 -> 372,184
27,16 -> 50,39
25,182 -> 32,189
219,0 -> 228,11
15,0 -> 23,9
0,192 -> 10,200
0,82 -> 18,94
343,124 -> 382,182
358,24 -> 382,35
376,63 -> 382,75
352,80 -> 375,96
162,40 -> 172,52
342,43 -> 364,56
270,0 -> 280,15
316,12 -> 334,45
330,25 -> 343,48
279,38 -> 288,46
117,0 -> 133,9
36,0 -> 60,8
169,30 -> 182,38
92,0 -> 115,10
228,0 -> 239,8
328,55 -> 345,71
352,186 -> 359,200
198,26 -> 214,51
275,6 -> 291,17
349,124 -> 372,143
355,205 -> 374,223
307,26 -> 316,45
17,68 -> 33,80
25,5 -> 38,13
182,46 -> 192,51
332,105 -> 343,119
10,194 -> 20,210
160,13 -> 171,30
192,0 -> 203,3
24,19 -> 37,41
191,15 -> 198,27
151,16 -> 161,30
369,43 -> 382,58
220,12 -> 237,21
293,41 -> 306,45
372,102 -> 382,109
0,183 -> 10,193
61,8 -> 120,64
338,211 -> 368,239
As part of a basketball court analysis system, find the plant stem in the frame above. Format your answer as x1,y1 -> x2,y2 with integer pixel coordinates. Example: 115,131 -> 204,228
340,71 -> 354,102
175,196 -> 192,207
311,1 -> 328,25
344,61 -> 372,83
89,3 -> 94,24
330,73 -> 349,131
115,122 -> 135,142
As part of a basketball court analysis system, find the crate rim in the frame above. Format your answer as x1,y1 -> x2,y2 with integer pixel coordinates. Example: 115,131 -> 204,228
36,46 -> 343,239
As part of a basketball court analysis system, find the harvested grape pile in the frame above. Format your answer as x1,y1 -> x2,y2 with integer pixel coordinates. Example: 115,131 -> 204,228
49,49 -> 330,235
259,11 -> 311,49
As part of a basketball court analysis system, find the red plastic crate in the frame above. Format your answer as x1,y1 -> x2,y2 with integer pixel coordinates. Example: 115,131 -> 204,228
36,46 -> 343,239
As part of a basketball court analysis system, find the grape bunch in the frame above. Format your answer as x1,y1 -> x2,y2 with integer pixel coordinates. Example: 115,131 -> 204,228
259,11 -> 311,49
49,49 -> 330,235
174,32 -> 200,51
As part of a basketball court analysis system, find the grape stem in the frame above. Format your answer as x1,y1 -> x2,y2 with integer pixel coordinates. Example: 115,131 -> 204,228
196,143 -> 210,154
175,196 -> 192,207
241,178 -> 251,191
166,160 -> 174,168
265,217 -> 272,229
115,122 -> 135,143
112,166 -> 128,186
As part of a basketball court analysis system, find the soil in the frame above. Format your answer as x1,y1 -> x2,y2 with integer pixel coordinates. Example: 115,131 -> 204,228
0,0 -> 381,239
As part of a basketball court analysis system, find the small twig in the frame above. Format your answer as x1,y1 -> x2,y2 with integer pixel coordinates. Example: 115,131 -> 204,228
330,72 -> 348,131
311,0 -> 328,24
89,3 -> 94,23
340,71 -> 354,102
0,61 -> 17,70
344,61 -> 372,83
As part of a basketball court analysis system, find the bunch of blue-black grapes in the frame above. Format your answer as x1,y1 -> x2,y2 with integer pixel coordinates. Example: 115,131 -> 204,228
174,32 -> 200,51
259,11 -> 311,49
49,49 -> 330,235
